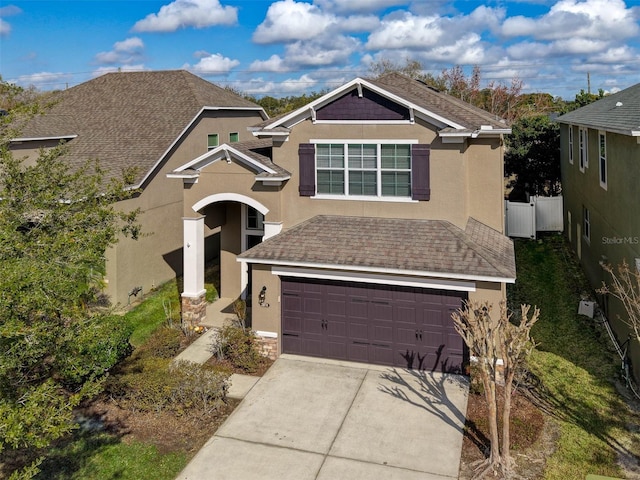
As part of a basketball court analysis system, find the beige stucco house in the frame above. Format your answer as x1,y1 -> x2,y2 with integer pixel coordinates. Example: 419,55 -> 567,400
10,70 -> 267,306
170,73 -> 516,372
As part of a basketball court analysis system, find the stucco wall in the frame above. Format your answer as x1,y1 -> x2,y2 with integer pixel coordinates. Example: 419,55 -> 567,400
561,123 -> 640,382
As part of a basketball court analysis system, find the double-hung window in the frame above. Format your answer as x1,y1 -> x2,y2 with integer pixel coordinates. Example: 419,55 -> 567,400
568,126 -> 574,165
579,127 -> 588,172
208,133 -> 219,150
316,142 -> 412,198
599,131 -> 607,189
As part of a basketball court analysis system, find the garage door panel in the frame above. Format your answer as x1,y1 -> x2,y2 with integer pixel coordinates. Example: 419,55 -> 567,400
349,321 -> 369,341
281,277 -> 468,372
370,345 -> 393,365
348,343 -> 370,363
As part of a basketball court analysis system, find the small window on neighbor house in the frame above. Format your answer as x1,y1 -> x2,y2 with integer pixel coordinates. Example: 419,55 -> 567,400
229,132 -> 239,143
568,126 -> 574,165
599,131 -> 607,189
583,207 -> 590,242
579,127 -> 588,172
208,134 -> 219,150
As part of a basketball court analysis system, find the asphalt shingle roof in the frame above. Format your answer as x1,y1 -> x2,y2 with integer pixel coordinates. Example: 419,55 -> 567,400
371,72 -> 509,130
239,215 -> 516,281
556,83 -> 640,135
226,139 -> 291,178
15,70 -> 263,187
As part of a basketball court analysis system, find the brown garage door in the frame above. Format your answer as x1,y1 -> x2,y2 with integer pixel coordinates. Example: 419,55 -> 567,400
281,278 -> 468,373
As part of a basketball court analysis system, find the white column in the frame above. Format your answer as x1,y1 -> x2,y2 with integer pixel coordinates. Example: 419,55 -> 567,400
182,216 -> 205,298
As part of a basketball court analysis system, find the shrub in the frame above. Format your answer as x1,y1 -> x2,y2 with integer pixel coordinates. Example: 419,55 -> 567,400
56,315 -> 134,387
170,361 -> 228,415
210,323 -> 264,374
135,326 -> 183,359
106,357 -> 229,415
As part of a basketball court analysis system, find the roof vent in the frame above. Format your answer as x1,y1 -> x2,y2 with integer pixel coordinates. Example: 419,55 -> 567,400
616,101 -> 623,107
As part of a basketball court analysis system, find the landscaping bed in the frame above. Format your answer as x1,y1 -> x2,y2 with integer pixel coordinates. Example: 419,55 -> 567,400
460,234 -> 640,479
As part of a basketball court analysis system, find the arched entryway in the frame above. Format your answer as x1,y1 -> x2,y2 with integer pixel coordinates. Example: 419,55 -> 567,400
181,193 -> 280,324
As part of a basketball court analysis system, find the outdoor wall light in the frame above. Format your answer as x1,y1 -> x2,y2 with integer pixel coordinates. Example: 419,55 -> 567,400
259,286 -> 269,307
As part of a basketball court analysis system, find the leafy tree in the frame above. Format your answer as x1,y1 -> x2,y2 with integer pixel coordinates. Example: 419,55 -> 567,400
564,88 -> 606,112
0,104 -> 140,478
505,114 -> 561,198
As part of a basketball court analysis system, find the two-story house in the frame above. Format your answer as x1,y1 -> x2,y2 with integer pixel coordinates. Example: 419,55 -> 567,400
9,70 -> 267,306
170,73 -> 516,372
557,85 -> 640,382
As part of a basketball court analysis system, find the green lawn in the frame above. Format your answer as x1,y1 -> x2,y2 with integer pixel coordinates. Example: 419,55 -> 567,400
509,235 -> 639,479
123,280 -> 182,348
36,434 -> 186,480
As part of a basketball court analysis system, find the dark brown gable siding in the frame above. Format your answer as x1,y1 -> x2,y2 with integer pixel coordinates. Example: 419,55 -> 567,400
298,143 -> 316,196
316,88 -> 409,121
412,144 -> 431,201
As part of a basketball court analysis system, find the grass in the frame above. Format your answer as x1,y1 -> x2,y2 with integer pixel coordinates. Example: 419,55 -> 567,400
509,234 -> 639,479
36,434 -> 186,480
123,280 -> 181,348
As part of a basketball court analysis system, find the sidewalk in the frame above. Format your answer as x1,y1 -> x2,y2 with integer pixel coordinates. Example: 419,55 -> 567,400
173,297 -> 260,399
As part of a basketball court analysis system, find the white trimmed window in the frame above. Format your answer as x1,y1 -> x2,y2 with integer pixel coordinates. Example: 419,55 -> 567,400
599,131 -> 607,189
230,132 -> 239,143
207,133 -> 219,150
579,127 -> 588,172
316,142 -> 412,198
568,125 -> 574,165
583,207 -> 590,243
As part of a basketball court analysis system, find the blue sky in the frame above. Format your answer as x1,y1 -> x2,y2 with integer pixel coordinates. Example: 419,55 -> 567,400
1,0 -> 639,99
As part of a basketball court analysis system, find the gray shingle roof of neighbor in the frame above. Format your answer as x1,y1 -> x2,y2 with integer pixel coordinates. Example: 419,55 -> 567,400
239,215 -> 516,281
370,72 -> 509,130
556,83 -> 640,135
14,70 -> 265,187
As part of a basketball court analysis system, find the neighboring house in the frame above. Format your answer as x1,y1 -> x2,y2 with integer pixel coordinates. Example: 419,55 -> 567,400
557,85 -> 640,382
170,72 -> 516,372
9,70 -> 267,306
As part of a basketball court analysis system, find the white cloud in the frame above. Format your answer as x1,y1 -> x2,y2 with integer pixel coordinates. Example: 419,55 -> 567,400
0,18 -> 10,36
313,0 -> 407,14
132,0 -> 237,33
94,37 -> 144,65
239,73 -> 319,96
253,0 -> 335,44
183,52 -> 240,75
12,71 -> 72,90
249,55 -> 289,73
0,4 -> 21,36
366,6 -> 504,51
284,35 -> 360,67
92,65 -> 147,78
502,0 -> 638,41
366,13 -> 443,49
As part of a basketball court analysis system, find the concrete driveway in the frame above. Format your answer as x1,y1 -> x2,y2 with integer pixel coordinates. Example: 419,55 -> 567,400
176,354 -> 469,480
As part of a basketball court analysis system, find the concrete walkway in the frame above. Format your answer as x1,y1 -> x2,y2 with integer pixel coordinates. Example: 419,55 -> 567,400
176,355 -> 469,480
173,297 -> 260,400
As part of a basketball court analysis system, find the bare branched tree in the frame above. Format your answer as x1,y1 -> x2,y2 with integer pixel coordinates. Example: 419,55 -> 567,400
452,300 -> 539,478
599,260 -> 640,346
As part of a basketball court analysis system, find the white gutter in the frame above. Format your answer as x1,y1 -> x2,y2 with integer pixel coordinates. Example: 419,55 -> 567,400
238,257 -> 516,284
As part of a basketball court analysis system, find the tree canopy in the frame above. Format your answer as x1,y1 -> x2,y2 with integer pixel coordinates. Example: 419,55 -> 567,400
0,96 -> 140,478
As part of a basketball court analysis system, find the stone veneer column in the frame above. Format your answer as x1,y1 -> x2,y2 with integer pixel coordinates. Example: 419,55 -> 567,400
182,216 -> 206,324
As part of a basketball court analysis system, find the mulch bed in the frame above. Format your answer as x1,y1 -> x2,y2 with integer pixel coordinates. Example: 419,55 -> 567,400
459,385 -> 553,479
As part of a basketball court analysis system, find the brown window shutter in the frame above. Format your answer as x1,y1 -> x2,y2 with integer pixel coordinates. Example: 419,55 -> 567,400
298,143 -> 316,196
411,144 -> 431,201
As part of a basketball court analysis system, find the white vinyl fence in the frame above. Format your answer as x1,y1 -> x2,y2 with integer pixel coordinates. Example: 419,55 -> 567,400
505,195 -> 563,239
